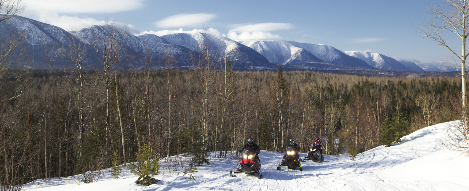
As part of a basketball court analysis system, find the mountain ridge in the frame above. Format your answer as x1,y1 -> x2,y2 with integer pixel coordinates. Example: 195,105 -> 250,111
0,15 -> 431,71
344,51 -> 422,71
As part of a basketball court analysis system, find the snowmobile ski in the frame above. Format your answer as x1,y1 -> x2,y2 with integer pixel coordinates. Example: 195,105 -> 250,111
230,170 -> 261,179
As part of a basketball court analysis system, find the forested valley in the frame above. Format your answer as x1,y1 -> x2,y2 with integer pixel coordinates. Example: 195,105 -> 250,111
0,64 -> 463,186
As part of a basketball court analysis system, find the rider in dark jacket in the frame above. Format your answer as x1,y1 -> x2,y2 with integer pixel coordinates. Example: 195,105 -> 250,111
289,139 -> 300,152
313,138 -> 323,155
240,138 -> 260,161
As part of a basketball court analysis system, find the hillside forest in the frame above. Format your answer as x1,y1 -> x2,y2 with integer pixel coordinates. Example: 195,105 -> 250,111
0,61 -> 464,186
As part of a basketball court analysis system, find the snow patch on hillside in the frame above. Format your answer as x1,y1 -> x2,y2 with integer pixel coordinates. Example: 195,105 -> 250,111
345,51 -> 384,67
345,51 -> 417,71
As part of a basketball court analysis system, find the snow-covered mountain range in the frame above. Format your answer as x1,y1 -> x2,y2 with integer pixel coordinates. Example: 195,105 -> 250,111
417,61 -> 454,72
159,33 -> 272,69
0,15 -> 438,71
344,51 -> 424,71
242,40 -> 376,70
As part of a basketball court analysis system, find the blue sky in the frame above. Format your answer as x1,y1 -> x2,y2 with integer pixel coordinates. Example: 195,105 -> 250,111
21,0 -> 455,64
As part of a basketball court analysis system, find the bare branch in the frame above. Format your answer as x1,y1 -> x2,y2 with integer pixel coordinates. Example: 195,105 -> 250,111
0,0 -> 24,23
0,30 -> 28,72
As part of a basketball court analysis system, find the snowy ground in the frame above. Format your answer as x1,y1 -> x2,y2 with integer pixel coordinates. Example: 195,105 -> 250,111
23,121 -> 469,191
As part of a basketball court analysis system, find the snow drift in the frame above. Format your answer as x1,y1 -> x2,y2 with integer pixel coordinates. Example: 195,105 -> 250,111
23,121 -> 469,191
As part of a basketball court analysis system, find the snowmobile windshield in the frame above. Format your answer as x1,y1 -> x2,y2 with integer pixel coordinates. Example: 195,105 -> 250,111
242,148 -> 256,160
285,146 -> 296,156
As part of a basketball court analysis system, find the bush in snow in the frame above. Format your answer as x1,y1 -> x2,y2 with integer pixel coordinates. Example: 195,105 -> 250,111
443,120 -> 469,150
128,139 -> 161,186
109,151 -> 122,179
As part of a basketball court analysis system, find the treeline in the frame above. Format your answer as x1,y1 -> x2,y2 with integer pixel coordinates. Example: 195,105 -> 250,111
0,67 -> 463,186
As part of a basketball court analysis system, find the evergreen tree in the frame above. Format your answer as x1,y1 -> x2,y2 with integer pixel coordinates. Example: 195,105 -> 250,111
380,103 -> 410,147
276,65 -> 289,150
128,138 -> 161,186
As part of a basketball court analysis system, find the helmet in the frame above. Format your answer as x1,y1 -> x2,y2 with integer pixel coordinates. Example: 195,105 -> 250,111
247,138 -> 254,144
289,139 -> 295,144
315,138 -> 320,142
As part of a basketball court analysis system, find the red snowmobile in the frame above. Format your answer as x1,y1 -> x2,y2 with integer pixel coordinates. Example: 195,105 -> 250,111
230,148 -> 262,179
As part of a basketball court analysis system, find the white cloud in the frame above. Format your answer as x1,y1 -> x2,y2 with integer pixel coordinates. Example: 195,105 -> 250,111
350,38 -> 387,43
24,0 -> 145,14
36,12 -> 104,31
33,11 -> 135,32
348,49 -> 375,53
140,28 -> 185,36
227,31 -> 283,41
227,23 -> 293,41
155,13 -> 216,28
21,0 -> 143,31
230,23 -> 293,32
393,57 -> 421,63
142,22 -> 292,41
138,28 -> 222,37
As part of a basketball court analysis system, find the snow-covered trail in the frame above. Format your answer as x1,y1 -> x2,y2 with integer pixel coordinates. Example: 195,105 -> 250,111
24,121 -> 469,191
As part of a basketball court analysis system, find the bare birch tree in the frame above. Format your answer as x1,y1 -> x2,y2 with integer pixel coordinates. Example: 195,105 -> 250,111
58,37 -> 87,166
90,20 -> 126,164
164,49 -> 175,161
418,0 -> 469,144
0,0 -> 25,188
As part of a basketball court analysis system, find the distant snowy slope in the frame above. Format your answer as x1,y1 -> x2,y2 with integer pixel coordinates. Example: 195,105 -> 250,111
243,40 -> 323,65
137,34 -> 194,58
160,33 -> 201,51
0,15 -> 87,69
161,32 -> 231,59
243,41 -> 374,69
288,42 -> 344,64
72,27 -> 203,69
0,15 -> 74,45
163,33 -> 272,69
393,58 -> 424,71
23,121 -> 469,191
136,34 -> 196,68
285,48 -> 324,65
416,61 -> 454,72
71,25 -> 143,54
345,51 -> 420,71
0,15 -> 271,70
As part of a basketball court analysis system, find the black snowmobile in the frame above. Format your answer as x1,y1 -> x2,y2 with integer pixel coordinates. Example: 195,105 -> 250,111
305,144 -> 324,162
230,148 -> 262,179
277,146 -> 302,171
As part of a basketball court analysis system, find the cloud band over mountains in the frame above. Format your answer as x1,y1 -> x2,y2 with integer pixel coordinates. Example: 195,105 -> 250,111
23,0 -> 144,31
227,23 -> 293,41
21,0 -> 294,41
155,13 -> 216,28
